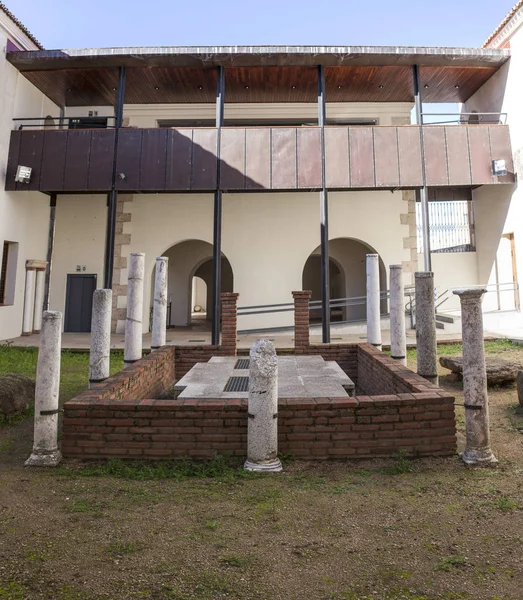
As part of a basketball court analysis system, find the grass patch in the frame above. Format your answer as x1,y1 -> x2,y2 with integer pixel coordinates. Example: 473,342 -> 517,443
495,495 -> 518,511
435,555 -> 468,571
56,456 -> 256,482
101,541 -> 141,558
0,581 -> 26,600
379,451 -> 416,475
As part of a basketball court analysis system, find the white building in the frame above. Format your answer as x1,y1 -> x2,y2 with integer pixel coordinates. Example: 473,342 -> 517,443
0,3 -> 520,343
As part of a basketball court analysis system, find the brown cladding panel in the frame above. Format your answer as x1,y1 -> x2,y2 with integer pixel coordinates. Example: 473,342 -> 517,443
115,129 -> 143,190
245,128 -> 270,190
397,126 -> 423,186
324,128 -> 350,188
422,126 -> 448,186
297,128 -> 322,188
5,130 -> 22,191
220,128 -> 246,190
140,129 -> 167,190
468,126 -> 494,185
40,131 -> 68,191
445,126 -> 471,186
64,130 -> 92,191
191,128 -> 217,190
488,125 -> 515,183
88,129 -> 115,191
16,130 -> 45,191
271,128 -> 297,189
373,127 -> 400,187
165,129 -> 192,190
349,127 -> 375,187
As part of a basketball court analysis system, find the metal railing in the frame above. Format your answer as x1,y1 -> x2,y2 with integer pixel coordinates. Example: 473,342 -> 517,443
416,201 -> 475,254
421,112 -> 507,126
237,288 -> 416,334
406,281 -> 521,329
13,116 -> 116,130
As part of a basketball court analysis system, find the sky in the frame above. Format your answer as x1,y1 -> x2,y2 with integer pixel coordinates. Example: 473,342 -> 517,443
3,0 -> 517,50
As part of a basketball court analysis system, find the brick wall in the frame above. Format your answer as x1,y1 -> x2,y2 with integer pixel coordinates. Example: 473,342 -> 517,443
220,292 -> 238,356
62,392 -> 455,460
357,343 -> 439,395
293,290 -> 311,353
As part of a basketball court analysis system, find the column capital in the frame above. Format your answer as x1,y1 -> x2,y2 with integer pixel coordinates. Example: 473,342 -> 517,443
453,288 -> 487,301
26,259 -> 48,271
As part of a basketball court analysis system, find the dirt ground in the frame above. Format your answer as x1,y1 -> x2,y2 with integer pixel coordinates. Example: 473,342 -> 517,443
0,342 -> 522,600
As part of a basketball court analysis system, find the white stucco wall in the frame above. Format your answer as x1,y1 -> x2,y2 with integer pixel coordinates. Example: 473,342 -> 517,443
49,195 -> 107,322
0,19 -> 58,341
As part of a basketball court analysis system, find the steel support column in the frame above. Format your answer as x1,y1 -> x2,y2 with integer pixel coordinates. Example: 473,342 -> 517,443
103,66 -> 126,289
318,65 -> 330,343
413,64 -> 431,272
43,194 -> 57,311
212,66 -> 225,346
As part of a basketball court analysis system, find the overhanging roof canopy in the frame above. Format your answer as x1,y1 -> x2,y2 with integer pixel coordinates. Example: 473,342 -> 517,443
7,45 -> 509,107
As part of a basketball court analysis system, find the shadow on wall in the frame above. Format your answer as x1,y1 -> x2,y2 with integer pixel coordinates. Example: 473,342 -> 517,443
302,237 -> 387,322
150,239 -> 233,327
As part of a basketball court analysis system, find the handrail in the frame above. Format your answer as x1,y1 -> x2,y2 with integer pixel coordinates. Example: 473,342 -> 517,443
421,112 -> 507,125
13,116 -> 117,130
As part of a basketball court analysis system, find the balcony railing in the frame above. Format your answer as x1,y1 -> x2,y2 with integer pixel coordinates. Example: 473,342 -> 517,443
5,121 -> 514,193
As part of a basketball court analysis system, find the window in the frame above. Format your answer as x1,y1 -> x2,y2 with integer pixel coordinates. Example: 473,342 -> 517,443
416,201 -> 475,254
0,242 -> 19,306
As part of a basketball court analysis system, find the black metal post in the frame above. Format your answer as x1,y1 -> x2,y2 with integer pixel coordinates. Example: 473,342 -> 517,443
318,65 -> 330,343
212,66 -> 225,345
43,194 -> 57,311
103,66 -> 126,289
413,64 -> 432,272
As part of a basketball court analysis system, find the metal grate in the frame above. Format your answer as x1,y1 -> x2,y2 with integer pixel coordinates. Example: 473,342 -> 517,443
235,358 -> 250,370
224,376 -> 249,392
188,339 -> 206,343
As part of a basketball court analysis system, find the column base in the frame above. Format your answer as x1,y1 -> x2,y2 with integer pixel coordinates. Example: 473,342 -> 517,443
32,329 -> 41,334
244,458 -> 283,473
418,373 -> 439,386
461,448 -> 498,467
25,449 -> 62,467
21,332 -> 32,337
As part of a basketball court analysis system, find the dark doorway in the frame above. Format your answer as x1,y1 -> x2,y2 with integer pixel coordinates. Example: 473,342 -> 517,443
64,274 -> 97,332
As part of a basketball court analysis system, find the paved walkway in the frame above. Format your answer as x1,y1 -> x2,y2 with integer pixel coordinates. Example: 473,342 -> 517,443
1,326 -> 480,351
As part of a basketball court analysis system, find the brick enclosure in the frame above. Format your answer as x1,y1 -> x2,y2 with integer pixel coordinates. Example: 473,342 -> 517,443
62,343 -> 456,461
62,289 -> 455,461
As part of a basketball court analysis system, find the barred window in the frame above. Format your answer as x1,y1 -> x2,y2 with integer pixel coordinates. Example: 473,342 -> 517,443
417,201 -> 475,254
0,241 -> 18,306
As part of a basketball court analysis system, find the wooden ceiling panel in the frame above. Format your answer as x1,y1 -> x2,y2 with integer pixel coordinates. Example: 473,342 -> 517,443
19,64 -> 500,108
420,66 -> 498,102
124,67 -> 217,103
325,66 -> 413,102
23,68 -> 119,107
225,67 -> 318,102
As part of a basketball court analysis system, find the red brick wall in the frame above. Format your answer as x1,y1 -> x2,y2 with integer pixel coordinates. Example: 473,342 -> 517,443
357,344 -> 439,395
220,292 -> 238,356
293,290 -> 311,353
84,346 -> 175,402
62,392 -> 455,460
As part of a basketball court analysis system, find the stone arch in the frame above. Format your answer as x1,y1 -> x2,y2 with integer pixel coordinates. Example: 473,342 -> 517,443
302,237 -> 387,322
151,239 -> 233,327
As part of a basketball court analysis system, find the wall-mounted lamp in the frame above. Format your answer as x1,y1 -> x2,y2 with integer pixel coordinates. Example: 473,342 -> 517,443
492,159 -> 507,177
15,165 -> 31,183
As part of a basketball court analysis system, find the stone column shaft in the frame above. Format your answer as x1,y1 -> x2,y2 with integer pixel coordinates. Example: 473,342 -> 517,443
124,252 -> 145,367
22,269 -> 36,336
244,340 -> 282,472
366,254 -> 382,349
89,289 -> 112,387
33,269 -> 46,333
151,257 -> 168,349
389,264 -> 407,366
415,272 -> 438,385
454,288 -> 497,466
25,311 -> 62,467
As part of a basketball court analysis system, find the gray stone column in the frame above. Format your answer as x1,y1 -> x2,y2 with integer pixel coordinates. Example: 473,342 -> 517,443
25,311 -> 62,467
244,340 -> 282,472
124,252 -> 145,367
366,254 -> 382,349
389,264 -> 407,366
453,288 -> 497,466
415,272 -> 438,385
22,267 -> 36,336
151,256 -> 168,350
89,289 -> 112,387
33,267 -> 47,333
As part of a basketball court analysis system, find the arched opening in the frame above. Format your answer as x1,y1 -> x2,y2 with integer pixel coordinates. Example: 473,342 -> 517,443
302,238 -> 387,323
44,115 -> 55,129
151,240 -> 233,329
